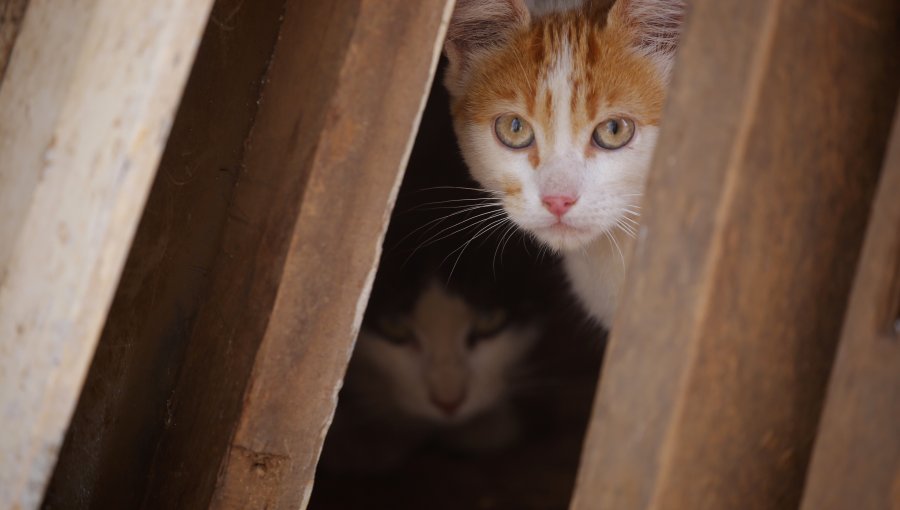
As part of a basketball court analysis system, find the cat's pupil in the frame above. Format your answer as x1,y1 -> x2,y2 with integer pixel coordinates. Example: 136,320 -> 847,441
511,117 -> 522,133
607,120 -> 619,135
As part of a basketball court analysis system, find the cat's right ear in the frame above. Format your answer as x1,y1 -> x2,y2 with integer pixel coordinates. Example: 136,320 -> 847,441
603,0 -> 686,77
443,0 -> 530,97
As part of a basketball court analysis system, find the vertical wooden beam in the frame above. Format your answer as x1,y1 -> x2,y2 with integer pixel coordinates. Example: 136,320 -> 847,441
0,0 -> 213,508
42,1 -> 285,508
571,1 -> 900,509
137,1 -> 454,509
799,102 -> 900,510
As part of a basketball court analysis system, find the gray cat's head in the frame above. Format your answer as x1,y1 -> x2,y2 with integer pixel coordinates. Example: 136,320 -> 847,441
352,279 -> 537,424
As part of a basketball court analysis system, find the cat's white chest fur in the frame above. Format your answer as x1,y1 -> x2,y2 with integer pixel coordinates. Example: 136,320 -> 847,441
562,232 -> 632,326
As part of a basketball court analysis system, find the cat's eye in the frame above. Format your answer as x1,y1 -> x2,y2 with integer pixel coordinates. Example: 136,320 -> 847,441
592,117 -> 635,150
468,309 -> 509,346
494,113 -> 534,149
373,317 -> 416,346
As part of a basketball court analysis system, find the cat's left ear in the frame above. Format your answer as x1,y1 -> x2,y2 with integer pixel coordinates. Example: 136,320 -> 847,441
443,0 -> 531,97
603,0 -> 686,76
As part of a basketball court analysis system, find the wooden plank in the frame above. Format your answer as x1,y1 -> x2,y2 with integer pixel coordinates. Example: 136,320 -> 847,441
0,0 -> 28,81
570,1 -> 900,509
0,0 -> 213,508
41,0 -> 285,508
136,1 -> 454,508
799,101 -> 900,510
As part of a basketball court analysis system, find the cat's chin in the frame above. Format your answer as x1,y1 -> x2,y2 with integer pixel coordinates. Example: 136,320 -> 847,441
530,223 -> 599,252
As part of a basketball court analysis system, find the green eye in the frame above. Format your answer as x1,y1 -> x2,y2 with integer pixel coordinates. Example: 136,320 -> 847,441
374,317 -> 415,346
592,117 -> 635,150
468,309 -> 509,346
494,113 -> 535,149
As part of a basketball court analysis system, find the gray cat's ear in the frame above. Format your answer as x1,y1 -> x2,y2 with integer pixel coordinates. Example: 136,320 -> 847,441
605,0 -> 686,72
443,0 -> 530,97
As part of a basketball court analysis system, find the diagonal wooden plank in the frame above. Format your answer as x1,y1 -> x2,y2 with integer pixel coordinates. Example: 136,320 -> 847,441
799,98 -> 900,510
42,1 -> 286,508
135,1 -> 454,508
0,0 -> 213,508
571,0 -> 900,508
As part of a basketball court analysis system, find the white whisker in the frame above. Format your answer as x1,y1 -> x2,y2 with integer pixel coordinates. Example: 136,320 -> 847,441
390,203 -> 502,250
605,230 -> 626,270
444,216 -> 510,282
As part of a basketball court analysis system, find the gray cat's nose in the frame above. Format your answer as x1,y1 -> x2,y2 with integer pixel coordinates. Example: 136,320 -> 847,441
430,391 -> 465,416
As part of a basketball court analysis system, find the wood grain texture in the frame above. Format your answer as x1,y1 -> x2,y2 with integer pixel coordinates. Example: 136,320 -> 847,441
42,1 -> 285,508
136,0 -> 454,508
0,0 -> 213,508
0,0 -> 28,81
571,0 -> 900,509
799,101 -> 900,510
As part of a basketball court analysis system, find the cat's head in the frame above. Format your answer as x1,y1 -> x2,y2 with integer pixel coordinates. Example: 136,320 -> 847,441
354,279 -> 537,424
444,0 -> 684,252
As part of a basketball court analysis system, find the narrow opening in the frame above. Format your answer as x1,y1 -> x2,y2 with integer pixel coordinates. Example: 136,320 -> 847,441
309,63 -> 605,510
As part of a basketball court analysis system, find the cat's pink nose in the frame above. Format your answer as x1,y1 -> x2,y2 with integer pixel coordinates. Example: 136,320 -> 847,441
542,195 -> 578,217
430,393 -> 464,416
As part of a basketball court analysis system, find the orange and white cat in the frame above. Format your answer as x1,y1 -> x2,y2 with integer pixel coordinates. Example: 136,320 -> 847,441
444,0 -> 684,325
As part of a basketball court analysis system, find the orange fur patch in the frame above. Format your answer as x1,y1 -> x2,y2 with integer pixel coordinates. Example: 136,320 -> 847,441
527,148 -> 540,168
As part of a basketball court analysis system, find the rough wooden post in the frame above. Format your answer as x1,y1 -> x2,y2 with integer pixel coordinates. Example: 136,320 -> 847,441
0,0 -> 213,507
570,0 -> 900,509
133,1 -> 454,509
799,102 -> 900,510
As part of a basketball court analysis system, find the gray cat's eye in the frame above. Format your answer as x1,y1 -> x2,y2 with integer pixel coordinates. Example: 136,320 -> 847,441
373,317 -> 416,346
494,113 -> 535,149
592,117 -> 635,150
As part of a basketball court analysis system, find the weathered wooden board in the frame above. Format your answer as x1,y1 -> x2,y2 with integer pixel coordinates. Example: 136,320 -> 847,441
570,0 -> 900,509
0,0 -> 213,508
131,1 -> 454,509
42,0 -> 285,508
799,101 -> 900,510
